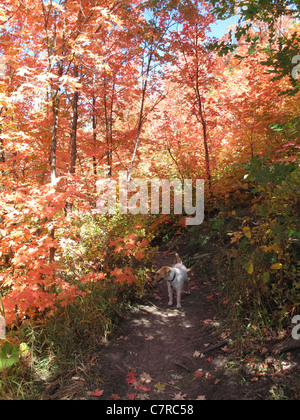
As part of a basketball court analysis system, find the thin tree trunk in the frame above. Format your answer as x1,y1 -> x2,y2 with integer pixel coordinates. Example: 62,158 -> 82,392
103,85 -> 111,177
92,90 -> 97,176
182,28 -> 212,196
70,65 -> 79,175
128,48 -> 153,182
65,65 -> 79,214
0,107 -> 5,165
0,138 -> 4,164
195,74 -> 212,195
50,98 -> 59,185
42,0 -> 60,186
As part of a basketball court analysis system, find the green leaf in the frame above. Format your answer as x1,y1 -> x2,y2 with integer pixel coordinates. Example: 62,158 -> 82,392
261,271 -> 270,284
0,342 -> 20,371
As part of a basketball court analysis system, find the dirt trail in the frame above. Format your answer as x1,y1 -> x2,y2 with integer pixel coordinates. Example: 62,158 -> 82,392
88,250 -> 275,400
82,252 -> 300,400
42,250 -> 299,400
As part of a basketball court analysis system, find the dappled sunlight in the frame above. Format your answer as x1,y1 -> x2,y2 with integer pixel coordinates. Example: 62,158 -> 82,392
130,304 -> 195,338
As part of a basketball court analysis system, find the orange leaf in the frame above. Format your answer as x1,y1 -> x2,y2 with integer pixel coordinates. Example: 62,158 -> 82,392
90,388 -> 104,397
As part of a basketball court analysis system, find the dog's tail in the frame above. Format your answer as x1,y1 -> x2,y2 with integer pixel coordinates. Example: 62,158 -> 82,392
175,253 -> 182,264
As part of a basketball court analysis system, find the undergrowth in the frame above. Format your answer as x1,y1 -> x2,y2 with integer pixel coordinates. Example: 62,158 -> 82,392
171,155 -> 300,353
0,213 -> 154,399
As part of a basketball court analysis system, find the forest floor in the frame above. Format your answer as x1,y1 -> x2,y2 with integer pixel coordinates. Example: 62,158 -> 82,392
43,249 -> 300,400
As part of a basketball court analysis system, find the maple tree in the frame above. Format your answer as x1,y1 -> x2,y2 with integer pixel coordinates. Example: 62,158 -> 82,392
210,0 -> 300,93
0,1 -> 298,398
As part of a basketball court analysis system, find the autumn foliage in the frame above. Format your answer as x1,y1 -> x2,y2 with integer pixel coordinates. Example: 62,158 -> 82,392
0,0 -> 299,342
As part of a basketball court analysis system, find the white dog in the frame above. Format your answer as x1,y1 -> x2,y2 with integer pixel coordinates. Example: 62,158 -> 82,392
154,253 -> 190,308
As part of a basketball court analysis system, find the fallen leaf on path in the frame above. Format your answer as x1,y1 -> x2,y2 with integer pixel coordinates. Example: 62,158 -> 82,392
90,388 -> 104,397
195,351 -> 205,358
206,357 -> 214,362
194,369 -> 203,377
145,335 -> 154,341
140,372 -> 152,384
126,371 -> 138,385
118,336 -> 129,341
127,393 -> 136,400
136,393 -> 150,400
244,357 -> 258,364
171,373 -> 183,380
196,395 -> 206,400
154,382 -> 166,391
111,394 -> 121,400
171,392 -> 187,400
135,383 -> 151,393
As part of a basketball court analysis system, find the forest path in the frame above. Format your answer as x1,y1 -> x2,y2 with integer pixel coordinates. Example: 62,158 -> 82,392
87,250 -> 269,400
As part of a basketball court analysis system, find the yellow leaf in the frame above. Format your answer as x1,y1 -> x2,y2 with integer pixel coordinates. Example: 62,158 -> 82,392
243,226 -> 251,239
244,262 -> 254,275
154,382 -> 166,391
19,343 -> 29,354
271,263 -> 283,270
228,231 -> 243,244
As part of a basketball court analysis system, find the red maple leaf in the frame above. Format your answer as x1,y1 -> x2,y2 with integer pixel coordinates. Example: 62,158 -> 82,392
194,369 -> 203,377
126,371 -> 138,385
90,388 -> 104,397
135,383 -> 151,393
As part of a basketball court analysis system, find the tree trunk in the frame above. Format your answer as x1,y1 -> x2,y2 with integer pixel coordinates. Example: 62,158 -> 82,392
0,138 -> 5,164
128,49 -> 153,182
50,98 -> 59,185
92,90 -> 97,177
70,65 -> 79,175
103,88 -> 111,177
194,79 -> 212,195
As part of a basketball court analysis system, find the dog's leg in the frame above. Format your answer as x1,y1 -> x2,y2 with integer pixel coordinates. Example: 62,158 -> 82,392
186,277 -> 191,295
176,287 -> 182,308
168,282 -> 173,306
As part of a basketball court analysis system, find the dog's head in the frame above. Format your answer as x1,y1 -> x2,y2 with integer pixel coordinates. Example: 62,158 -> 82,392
154,266 -> 171,283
